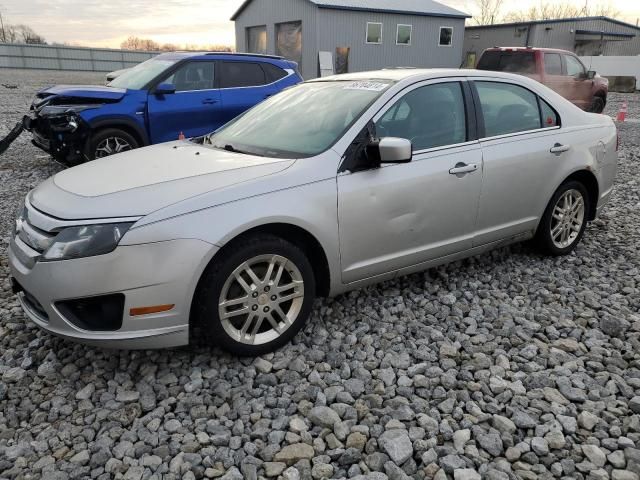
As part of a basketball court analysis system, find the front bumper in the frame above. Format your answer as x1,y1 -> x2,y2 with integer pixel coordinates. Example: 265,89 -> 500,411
8,237 -> 216,349
23,113 -> 89,164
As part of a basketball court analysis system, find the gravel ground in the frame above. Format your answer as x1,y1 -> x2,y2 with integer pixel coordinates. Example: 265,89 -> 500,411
1,69 -> 640,480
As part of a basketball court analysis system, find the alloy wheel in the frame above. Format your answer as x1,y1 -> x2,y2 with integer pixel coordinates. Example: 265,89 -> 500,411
550,189 -> 585,249
94,136 -> 132,158
218,254 -> 305,345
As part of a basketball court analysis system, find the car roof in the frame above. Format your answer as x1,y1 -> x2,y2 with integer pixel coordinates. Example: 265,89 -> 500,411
484,47 -> 573,54
311,68 -> 530,83
156,52 -> 288,62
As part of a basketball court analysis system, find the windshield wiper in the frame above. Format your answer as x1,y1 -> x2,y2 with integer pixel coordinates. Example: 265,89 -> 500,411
214,143 -> 263,157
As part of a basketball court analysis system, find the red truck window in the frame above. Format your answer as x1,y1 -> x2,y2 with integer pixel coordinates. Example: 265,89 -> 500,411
477,51 -> 536,74
544,53 -> 562,75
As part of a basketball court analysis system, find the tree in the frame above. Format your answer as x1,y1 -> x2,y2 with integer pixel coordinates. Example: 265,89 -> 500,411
503,0 -> 620,22
0,8 -> 46,44
120,36 -> 160,51
472,0 -> 504,26
120,36 -> 234,52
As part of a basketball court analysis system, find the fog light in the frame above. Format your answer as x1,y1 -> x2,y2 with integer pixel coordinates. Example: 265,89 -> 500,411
56,294 -> 124,331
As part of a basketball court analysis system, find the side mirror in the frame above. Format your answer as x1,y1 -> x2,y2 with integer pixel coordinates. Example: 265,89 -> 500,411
155,82 -> 176,95
586,70 -> 596,80
375,137 -> 412,164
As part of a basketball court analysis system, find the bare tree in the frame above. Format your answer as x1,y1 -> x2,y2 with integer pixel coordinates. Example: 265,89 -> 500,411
504,0 -> 620,22
0,7 -> 46,44
472,0 -> 505,25
121,36 -> 160,51
121,36 -> 234,52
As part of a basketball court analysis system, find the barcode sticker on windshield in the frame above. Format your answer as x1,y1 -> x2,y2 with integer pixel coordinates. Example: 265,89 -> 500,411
344,81 -> 388,92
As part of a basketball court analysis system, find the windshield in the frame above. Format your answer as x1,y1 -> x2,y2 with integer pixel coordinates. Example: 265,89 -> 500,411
108,57 -> 180,90
207,80 -> 393,158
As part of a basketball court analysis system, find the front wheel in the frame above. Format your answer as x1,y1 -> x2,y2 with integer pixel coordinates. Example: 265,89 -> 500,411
85,128 -> 139,161
589,96 -> 606,114
535,180 -> 590,256
195,234 -> 316,356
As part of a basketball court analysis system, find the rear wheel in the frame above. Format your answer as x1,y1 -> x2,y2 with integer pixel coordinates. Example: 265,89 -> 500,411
195,234 -> 316,356
535,180 -> 590,256
85,128 -> 138,160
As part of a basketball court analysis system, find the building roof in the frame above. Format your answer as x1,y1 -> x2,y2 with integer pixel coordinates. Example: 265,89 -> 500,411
466,15 -> 640,32
231,0 -> 470,20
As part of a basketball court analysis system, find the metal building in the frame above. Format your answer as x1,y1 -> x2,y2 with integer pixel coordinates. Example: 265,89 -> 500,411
232,0 -> 470,78
463,16 -> 640,67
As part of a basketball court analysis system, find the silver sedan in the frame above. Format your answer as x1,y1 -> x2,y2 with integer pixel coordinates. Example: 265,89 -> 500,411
9,69 -> 618,355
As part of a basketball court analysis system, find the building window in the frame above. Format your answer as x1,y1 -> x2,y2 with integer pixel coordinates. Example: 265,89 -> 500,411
396,24 -> 412,45
366,22 -> 383,44
247,25 -> 267,54
439,26 -> 453,47
276,21 -> 302,66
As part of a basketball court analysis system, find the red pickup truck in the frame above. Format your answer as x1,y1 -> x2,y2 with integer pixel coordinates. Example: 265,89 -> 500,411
476,47 -> 609,113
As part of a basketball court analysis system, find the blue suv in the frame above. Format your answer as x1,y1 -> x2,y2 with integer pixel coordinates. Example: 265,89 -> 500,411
23,52 -> 302,164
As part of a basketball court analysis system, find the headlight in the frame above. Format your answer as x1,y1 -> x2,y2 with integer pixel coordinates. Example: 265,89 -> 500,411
42,223 -> 133,262
13,202 -> 27,238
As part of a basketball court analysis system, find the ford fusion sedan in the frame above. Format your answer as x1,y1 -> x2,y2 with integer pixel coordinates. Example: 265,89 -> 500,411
9,69 -> 618,355
22,52 -> 302,164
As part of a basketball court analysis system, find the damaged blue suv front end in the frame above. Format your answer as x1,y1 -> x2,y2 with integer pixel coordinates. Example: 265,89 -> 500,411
21,52 -> 302,164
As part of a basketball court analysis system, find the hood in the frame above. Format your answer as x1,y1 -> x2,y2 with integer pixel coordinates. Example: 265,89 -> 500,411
30,141 -> 296,220
34,85 -> 127,107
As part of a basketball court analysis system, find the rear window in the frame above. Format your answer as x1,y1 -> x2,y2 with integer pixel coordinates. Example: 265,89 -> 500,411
262,62 -> 288,83
219,61 -> 266,88
477,51 -> 536,74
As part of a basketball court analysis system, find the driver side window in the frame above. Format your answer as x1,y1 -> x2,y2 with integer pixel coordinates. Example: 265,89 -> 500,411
564,55 -> 585,78
376,82 -> 467,151
162,61 -> 215,92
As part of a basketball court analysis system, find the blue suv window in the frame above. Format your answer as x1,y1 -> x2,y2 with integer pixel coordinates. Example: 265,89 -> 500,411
219,62 -> 267,88
164,62 -> 215,92
263,63 -> 288,83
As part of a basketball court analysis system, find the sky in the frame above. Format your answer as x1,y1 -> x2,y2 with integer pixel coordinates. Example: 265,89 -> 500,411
1,0 -> 639,48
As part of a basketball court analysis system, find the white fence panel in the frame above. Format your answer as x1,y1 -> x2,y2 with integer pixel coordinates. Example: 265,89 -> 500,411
580,55 -> 640,90
0,43 -> 159,72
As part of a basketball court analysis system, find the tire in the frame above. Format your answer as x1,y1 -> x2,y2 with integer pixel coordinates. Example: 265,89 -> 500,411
194,234 -> 316,356
535,180 -> 590,256
85,128 -> 139,160
589,96 -> 606,114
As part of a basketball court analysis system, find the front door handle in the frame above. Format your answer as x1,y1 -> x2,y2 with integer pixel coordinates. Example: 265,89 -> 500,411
449,162 -> 478,175
550,143 -> 570,155
202,98 -> 218,105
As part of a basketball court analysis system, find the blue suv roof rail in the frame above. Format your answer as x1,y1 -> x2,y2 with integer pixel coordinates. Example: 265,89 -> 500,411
202,52 -> 285,60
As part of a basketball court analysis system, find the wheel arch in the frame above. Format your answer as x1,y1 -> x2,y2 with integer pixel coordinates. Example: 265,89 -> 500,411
88,117 -> 150,147
562,169 -> 600,221
200,222 -> 331,298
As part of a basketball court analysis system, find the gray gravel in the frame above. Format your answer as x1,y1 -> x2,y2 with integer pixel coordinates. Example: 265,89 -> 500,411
1,69 -> 640,480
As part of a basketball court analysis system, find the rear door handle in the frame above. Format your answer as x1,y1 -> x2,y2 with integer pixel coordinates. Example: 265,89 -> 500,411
449,162 -> 478,175
202,98 -> 218,105
550,143 -> 570,155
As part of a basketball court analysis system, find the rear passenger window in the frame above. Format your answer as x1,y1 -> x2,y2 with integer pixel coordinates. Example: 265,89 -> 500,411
544,53 -> 562,75
219,62 -> 266,88
540,98 -> 560,127
475,82 -> 541,137
262,63 -> 288,83
376,82 -> 466,151
477,51 -> 535,74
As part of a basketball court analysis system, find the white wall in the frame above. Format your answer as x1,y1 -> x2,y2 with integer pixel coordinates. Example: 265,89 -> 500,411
580,55 -> 640,90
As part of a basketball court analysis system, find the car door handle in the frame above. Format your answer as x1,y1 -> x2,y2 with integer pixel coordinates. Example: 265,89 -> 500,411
449,162 -> 478,175
202,98 -> 218,104
550,143 -> 570,155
